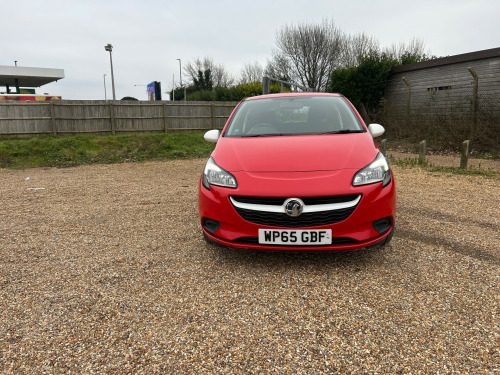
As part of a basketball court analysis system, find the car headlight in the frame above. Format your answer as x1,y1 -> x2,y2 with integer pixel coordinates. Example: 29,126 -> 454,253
353,152 -> 391,187
202,157 -> 238,190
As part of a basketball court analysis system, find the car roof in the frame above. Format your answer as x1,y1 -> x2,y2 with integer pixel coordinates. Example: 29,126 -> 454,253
244,92 -> 343,101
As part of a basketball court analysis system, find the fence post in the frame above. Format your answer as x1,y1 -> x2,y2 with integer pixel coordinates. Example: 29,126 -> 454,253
50,102 -> 57,136
163,103 -> 168,132
380,139 -> 387,156
419,140 -> 426,164
460,140 -> 470,169
109,102 -> 115,135
211,103 -> 215,129
467,67 -> 478,126
402,77 -> 411,118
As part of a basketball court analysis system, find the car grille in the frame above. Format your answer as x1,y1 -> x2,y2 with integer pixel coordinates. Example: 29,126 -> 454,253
230,194 -> 360,228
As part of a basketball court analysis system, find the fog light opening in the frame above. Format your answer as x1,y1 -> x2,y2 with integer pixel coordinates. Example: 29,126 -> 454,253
372,217 -> 392,234
202,217 -> 220,234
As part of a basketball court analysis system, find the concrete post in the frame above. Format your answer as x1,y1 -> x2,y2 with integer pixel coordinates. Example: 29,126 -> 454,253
419,140 -> 426,164
460,140 -> 470,169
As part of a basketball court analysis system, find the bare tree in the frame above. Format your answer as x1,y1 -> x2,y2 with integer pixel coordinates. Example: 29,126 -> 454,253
184,57 -> 234,87
266,19 -> 343,91
265,54 -> 292,83
340,32 -> 380,68
385,37 -> 430,63
239,61 -> 265,84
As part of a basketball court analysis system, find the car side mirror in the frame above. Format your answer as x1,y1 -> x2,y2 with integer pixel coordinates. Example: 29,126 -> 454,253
204,129 -> 220,143
368,123 -> 385,138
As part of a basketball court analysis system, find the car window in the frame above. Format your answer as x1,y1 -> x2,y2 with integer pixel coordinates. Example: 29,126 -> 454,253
224,96 -> 364,137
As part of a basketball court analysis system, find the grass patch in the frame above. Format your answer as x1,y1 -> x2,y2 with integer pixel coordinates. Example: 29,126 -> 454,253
0,132 -> 216,169
387,156 -> 429,168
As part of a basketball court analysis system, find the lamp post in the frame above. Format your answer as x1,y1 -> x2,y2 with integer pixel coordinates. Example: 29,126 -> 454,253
104,43 -> 116,100
103,74 -> 107,101
176,58 -> 183,87
176,58 -> 185,101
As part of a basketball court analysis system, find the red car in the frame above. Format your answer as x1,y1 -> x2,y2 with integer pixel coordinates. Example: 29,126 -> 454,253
198,93 -> 396,250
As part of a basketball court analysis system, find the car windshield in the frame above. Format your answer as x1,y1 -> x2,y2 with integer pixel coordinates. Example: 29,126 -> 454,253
224,96 -> 364,137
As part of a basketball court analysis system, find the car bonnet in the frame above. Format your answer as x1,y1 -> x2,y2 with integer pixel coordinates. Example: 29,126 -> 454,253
212,133 -> 379,173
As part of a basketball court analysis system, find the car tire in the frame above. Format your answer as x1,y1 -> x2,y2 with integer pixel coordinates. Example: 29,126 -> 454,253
368,227 -> 394,249
203,232 -> 225,249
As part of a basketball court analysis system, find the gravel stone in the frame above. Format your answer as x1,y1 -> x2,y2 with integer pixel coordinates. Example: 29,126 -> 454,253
1,158 -> 499,374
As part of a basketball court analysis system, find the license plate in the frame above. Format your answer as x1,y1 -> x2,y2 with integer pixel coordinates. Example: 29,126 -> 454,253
258,229 -> 332,245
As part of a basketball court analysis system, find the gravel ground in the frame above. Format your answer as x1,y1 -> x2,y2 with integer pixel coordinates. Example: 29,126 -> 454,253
1,159 -> 499,374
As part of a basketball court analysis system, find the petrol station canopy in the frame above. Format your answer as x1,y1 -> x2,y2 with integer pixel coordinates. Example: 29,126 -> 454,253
0,65 -> 65,91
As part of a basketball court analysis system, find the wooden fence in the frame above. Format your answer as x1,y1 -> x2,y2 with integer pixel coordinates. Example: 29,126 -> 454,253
0,100 -> 239,137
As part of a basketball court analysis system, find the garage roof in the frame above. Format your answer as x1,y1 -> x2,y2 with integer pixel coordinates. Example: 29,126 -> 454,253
0,65 -> 65,87
390,47 -> 500,74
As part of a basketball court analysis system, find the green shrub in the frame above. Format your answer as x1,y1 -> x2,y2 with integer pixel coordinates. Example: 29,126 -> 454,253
329,53 -> 397,113
186,90 -> 215,101
185,81 -> 287,102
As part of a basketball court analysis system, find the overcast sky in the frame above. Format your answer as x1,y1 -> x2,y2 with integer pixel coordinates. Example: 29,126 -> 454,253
2,0 -> 499,100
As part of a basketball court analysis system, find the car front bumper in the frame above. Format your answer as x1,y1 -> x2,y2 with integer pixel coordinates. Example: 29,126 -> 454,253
198,169 -> 396,251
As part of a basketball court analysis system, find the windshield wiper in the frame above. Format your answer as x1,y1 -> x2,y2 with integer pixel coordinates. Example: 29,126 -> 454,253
319,129 -> 365,134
